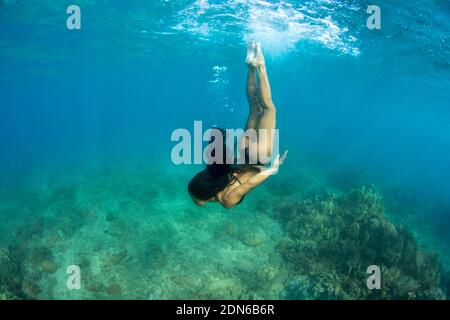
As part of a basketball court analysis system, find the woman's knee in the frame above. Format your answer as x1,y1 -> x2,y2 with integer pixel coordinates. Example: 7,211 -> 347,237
261,102 -> 276,113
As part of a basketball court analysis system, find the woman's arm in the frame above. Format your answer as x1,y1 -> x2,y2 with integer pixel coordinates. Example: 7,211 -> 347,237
223,151 -> 287,207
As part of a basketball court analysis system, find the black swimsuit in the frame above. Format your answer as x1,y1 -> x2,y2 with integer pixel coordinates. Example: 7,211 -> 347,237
234,175 -> 245,205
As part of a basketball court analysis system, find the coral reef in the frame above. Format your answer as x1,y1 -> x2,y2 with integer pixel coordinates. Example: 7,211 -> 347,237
0,246 -> 29,300
281,273 -> 344,300
276,187 -> 449,300
239,226 -> 266,247
0,162 -> 448,300
39,259 -> 57,273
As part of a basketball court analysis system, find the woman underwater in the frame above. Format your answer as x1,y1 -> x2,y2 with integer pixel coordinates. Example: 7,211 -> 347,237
188,42 -> 287,208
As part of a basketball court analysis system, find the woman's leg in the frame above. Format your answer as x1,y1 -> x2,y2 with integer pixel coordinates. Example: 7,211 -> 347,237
241,42 -> 276,164
240,43 -> 263,162
245,66 -> 262,130
254,44 -> 276,161
245,42 -> 262,130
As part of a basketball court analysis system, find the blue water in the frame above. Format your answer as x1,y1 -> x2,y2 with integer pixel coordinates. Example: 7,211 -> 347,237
0,0 -> 449,299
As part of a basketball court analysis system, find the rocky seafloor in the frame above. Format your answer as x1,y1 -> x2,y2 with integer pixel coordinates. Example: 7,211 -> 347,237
0,159 -> 449,300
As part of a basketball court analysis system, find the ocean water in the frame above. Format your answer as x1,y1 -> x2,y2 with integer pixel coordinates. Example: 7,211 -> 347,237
0,0 -> 449,299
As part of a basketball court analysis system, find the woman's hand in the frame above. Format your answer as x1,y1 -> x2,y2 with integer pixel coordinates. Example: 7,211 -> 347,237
262,150 -> 288,176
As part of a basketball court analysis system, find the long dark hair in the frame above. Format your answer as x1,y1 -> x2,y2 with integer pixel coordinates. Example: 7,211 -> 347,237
188,128 -> 241,201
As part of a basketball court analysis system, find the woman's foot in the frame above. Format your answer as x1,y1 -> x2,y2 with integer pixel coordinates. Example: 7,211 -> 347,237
254,43 -> 265,68
246,41 -> 265,69
246,41 -> 257,67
